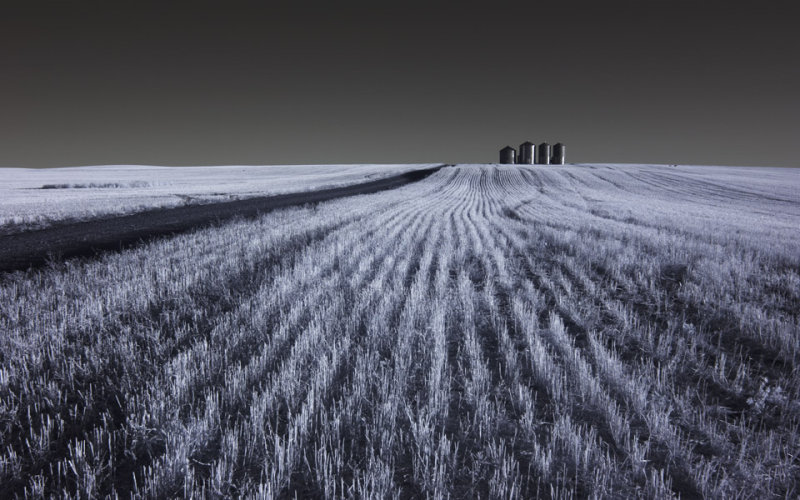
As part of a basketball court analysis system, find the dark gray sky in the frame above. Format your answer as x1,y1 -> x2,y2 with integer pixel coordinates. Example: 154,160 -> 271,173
2,1 -> 799,167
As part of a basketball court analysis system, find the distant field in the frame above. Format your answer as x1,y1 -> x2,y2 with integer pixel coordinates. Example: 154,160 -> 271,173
0,163 -> 435,234
0,164 -> 798,498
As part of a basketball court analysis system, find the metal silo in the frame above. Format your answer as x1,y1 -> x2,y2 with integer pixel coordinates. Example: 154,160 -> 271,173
499,146 -> 516,164
519,141 -> 535,164
552,143 -> 566,164
537,142 -> 551,164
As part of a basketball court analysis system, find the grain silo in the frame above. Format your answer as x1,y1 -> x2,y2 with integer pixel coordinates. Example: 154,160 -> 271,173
551,143 -> 566,164
537,142 -> 551,164
518,141 -> 535,164
499,146 -> 516,164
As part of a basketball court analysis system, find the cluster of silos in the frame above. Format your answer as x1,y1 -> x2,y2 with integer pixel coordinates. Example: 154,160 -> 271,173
500,142 -> 565,165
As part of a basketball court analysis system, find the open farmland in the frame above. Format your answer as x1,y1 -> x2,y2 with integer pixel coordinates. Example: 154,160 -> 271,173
1,164 -> 799,498
0,163 -> 437,234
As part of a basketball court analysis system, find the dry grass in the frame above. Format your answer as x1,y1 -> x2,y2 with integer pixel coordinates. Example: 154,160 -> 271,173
1,164 -> 798,498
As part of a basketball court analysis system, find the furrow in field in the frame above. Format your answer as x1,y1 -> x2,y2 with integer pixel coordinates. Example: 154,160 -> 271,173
294,165 -> 468,498
465,167 -> 555,496
420,166 -> 535,497
3,164 -> 799,497
0,170 -> 451,497
239,181 -> 460,497
472,167 -> 701,497
510,170 -> 798,363
307,211 -> 449,498
129,195 -> 443,496
0,209 -> 357,496
286,207 -> 445,496
467,167 -> 632,497
508,174 -> 798,395
462,164 -> 800,500
493,166 -> 799,498
531,225 -> 800,498
502,222 -> 704,497
138,170 -> 465,496
393,172 -> 479,497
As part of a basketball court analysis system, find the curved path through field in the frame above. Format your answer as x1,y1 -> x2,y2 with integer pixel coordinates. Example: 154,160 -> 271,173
0,165 -> 445,273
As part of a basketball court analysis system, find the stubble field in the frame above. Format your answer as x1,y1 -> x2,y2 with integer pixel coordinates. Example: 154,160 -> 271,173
1,164 -> 799,498
0,163 -> 435,234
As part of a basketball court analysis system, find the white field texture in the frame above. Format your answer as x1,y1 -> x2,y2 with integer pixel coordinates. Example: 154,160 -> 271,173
1,164 -> 799,498
0,163 -> 436,233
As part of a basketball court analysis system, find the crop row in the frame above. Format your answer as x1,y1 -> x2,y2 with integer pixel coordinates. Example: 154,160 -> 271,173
1,165 -> 798,498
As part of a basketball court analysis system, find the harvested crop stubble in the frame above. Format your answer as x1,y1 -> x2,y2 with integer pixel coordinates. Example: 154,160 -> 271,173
0,164 -> 799,498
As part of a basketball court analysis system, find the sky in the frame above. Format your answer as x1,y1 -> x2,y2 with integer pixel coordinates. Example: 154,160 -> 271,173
2,1 -> 799,167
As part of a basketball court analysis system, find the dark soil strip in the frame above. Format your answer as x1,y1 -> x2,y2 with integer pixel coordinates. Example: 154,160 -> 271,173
0,165 -> 445,273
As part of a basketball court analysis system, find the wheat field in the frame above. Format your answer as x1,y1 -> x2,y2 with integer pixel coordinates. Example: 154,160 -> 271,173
1,164 -> 798,498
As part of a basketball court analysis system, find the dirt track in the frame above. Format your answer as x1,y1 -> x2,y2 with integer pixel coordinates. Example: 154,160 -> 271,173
0,165 -> 444,273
